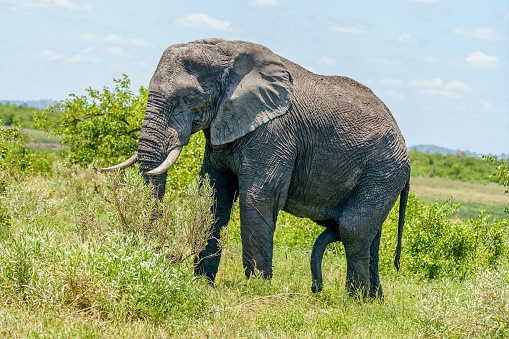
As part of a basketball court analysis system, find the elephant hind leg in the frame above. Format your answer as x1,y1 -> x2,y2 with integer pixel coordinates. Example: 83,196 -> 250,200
343,229 -> 383,300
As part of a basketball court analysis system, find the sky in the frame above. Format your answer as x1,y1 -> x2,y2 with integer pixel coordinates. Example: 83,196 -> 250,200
0,0 -> 508,155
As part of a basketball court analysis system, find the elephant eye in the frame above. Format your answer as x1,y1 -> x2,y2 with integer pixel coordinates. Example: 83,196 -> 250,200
181,90 -> 204,106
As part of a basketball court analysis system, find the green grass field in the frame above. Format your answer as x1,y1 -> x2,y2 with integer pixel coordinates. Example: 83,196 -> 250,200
0,165 -> 507,338
411,176 -> 508,219
3,86 -> 508,337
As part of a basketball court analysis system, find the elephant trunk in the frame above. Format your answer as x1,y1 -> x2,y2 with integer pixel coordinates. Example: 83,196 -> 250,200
137,92 -> 190,200
138,136 -> 169,201
137,94 -> 171,200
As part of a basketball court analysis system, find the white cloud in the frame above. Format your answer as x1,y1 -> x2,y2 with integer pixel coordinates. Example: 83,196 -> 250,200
38,49 -> 64,61
367,57 -> 399,65
410,78 -> 471,98
68,54 -> 99,62
479,100 -> 503,113
80,33 -> 96,42
410,78 -> 444,89
11,0 -> 91,11
378,78 -> 403,86
444,80 -> 470,92
465,51 -> 499,69
53,0 -> 90,11
106,46 -> 127,57
104,34 -> 123,44
452,27 -> 503,41
247,0 -> 279,9
103,34 -> 151,48
418,55 -> 439,64
397,34 -> 417,44
128,38 -> 152,48
318,56 -> 336,66
37,49 -> 99,62
330,24 -> 365,34
175,13 -> 231,31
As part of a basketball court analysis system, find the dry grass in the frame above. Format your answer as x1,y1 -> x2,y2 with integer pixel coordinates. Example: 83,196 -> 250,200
411,176 -> 508,207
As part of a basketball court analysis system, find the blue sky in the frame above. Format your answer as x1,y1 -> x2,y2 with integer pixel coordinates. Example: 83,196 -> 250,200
0,0 -> 507,155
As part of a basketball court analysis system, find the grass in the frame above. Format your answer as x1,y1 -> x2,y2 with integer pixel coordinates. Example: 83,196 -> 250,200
410,176 -> 508,219
0,125 -> 61,151
25,128 -> 62,151
0,166 -> 508,337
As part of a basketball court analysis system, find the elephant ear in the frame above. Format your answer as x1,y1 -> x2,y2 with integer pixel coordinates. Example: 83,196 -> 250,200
210,41 -> 292,145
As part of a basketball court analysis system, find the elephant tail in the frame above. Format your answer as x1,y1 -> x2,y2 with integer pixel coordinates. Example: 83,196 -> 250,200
311,227 -> 340,293
394,178 -> 410,271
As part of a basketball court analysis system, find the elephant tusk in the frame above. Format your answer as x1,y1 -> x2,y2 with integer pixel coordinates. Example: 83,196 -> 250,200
100,152 -> 138,172
146,147 -> 182,176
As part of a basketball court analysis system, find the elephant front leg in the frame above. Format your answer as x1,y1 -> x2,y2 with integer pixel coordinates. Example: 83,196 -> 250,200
194,162 -> 238,283
239,193 -> 279,279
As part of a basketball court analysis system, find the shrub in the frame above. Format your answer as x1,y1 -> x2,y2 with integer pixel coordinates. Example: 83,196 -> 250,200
0,120 -> 55,176
483,156 -> 509,214
381,195 -> 509,280
35,75 -> 147,167
100,167 -> 214,264
0,162 -> 214,322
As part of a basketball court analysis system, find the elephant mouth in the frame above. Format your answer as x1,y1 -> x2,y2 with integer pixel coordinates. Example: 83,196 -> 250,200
99,146 -> 182,175
145,146 -> 182,176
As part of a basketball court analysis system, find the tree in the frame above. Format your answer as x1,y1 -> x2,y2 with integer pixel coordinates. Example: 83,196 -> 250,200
35,75 -> 147,167
482,156 -> 509,214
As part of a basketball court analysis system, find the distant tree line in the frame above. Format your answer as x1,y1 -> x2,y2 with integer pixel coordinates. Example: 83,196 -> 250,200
0,102 -> 59,129
409,151 -> 504,184
2,75 -> 508,190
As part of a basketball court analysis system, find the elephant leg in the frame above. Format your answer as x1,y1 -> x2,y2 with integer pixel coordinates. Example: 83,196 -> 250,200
194,159 -> 238,283
239,195 -> 277,279
239,174 -> 291,279
343,241 -> 371,298
369,229 -> 383,299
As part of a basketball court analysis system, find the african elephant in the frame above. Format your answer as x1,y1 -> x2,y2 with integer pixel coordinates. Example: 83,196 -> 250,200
103,38 -> 411,298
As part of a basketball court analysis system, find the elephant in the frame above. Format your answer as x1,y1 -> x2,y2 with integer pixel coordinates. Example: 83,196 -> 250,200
102,38 -> 411,299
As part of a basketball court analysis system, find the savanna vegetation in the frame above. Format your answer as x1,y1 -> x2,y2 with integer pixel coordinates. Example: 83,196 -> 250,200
1,76 -> 507,337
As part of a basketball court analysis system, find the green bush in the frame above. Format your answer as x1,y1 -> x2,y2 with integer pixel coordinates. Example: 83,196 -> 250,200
483,156 -> 509,214
0,121 -> 55,176
381,195 -> 508,280
35,75 -> 147,167
101,167 -> 214,263
0,163 -> 214,321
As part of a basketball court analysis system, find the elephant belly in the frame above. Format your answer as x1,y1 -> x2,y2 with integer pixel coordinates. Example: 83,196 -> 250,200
283,157 -> 363,221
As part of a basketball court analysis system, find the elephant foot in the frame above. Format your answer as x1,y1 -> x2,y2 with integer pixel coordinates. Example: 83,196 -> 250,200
345,256 -> 371,299
194,244 -> 222,284
369,281 -> 384,300
243,256 -> 273,280
244,265 -> 273,280
194,264 -> 217,284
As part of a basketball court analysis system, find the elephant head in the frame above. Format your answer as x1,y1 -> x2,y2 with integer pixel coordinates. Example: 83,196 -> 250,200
102,38 -> 292,199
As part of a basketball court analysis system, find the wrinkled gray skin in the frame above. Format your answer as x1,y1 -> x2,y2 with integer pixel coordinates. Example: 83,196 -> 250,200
114,38 -> 410,298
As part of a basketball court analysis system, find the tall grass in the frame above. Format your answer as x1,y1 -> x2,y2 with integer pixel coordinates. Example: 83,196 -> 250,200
0,162 -> 508,337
